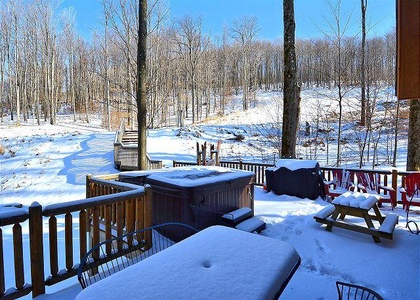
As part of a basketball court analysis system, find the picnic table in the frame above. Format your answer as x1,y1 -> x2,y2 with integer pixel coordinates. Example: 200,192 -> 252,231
314,191 -> 399,243
75,225 -> 301,300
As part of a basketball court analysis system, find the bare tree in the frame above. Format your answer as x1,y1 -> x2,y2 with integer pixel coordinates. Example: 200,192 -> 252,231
172,16 -> 208,123
101,0 -> 112,130
281,0 -> 300,158
230,15 -> 259,111
360,0 -> 367,126
137,0 -> 147,170
61,7 -> 77,121
407,99 -> 420,171
319,0 -> 356,166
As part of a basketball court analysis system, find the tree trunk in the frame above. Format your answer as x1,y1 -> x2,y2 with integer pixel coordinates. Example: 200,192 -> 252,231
14,16 -> 20,125
281,0 -> 300,158
407,99 -> 420,170
392,99 -> 400,167
105,20 -> 111,131
360,0 -> 367,126
137,0 -> 148,170
50,40 -> 56,125
0,51 -> 4,123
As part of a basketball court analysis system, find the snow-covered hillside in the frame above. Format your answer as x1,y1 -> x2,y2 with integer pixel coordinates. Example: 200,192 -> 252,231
0,87 -> 410,204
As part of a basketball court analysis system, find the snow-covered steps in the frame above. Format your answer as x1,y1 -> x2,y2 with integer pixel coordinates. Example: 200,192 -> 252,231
235,217 -> 266,233
221,207 -> 266,233
221,207 -> 253,226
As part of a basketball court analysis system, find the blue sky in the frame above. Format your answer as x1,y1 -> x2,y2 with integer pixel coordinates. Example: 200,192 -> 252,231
61,0 -> 395,40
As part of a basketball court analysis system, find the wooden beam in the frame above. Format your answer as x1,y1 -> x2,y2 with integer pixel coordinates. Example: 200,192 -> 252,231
397,0 -> 420,100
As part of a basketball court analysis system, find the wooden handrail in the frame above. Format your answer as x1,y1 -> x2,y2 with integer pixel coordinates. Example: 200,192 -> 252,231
0,210 -> 29,226
42,189 -> 146,216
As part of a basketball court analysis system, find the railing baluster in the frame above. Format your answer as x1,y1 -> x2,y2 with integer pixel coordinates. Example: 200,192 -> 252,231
79,210 -> 87,261
126,200 -> 135,246
49,216 -> 58,277
121,202 -> 127,229
135,197 -> 144,232
112,203 -> 117,225
65,213 -> 73,271
144,187 -> 153,249
92,207 -> 100,253
116,202 -> 124,251
125,200 -> 135,243
0,228 -> 4,296
13,224 -> 24,290
99,205 -> 104,220
383,174 -> 389,195
105,205 -> 112,255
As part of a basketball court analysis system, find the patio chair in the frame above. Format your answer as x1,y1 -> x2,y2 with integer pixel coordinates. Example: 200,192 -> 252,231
400,173 -> 420,212
77,222 -> 198,289
323,169 -> 354,200
355,171 -> 397,208
336,281 -> 383,300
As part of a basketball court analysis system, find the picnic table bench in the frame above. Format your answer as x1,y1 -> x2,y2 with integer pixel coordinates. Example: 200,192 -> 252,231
314,191 -> 399,243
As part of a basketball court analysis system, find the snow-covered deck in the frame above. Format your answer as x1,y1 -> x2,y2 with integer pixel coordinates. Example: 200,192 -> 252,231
26,187 -> 420,300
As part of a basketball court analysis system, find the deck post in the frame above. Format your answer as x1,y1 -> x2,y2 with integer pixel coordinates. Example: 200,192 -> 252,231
86,174 -> 92,198
391,169 -> 398,195
29,202 -> 45,298
144,185 -> 153,229
143,185 -> 153,249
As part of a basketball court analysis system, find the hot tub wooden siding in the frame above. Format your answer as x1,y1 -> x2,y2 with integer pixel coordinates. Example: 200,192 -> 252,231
120,169 -> 255,240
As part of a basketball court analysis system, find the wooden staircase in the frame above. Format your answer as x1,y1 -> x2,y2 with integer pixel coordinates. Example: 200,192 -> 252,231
114,122 -> 162,170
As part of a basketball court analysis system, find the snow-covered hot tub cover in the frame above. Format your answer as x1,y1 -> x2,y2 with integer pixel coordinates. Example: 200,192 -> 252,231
272,159 -> 319,171
119,166 -> 255,188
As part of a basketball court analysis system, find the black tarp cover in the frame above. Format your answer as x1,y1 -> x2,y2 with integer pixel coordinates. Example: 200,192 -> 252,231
265,160 -> 324,200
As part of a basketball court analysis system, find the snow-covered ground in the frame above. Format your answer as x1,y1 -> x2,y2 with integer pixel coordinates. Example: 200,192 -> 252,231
1,93 -> 419,299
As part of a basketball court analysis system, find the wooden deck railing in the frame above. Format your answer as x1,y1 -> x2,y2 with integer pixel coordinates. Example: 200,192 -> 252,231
173,160 -> 275,186
0,176 -> 152,299
173,160 -> 417,198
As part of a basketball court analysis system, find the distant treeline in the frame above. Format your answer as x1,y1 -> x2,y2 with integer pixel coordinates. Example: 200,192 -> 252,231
0,0 -> 395,130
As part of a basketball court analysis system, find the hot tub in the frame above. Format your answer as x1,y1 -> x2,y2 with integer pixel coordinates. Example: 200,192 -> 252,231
119,166 -> 255,240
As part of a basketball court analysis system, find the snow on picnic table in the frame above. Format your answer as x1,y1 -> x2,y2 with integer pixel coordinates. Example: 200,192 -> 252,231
0,118 -> 419,300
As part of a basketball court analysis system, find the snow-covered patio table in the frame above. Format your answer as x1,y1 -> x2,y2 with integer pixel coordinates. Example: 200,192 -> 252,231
75,225 -> 301,300
314,191 -> 399,243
